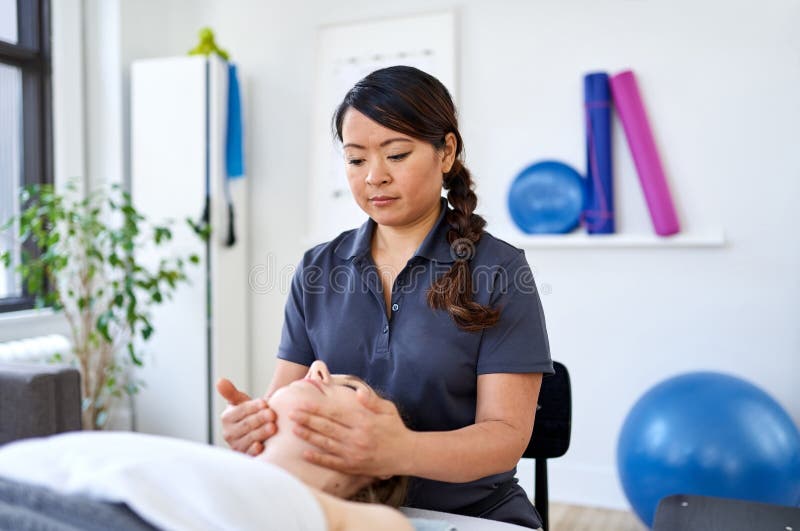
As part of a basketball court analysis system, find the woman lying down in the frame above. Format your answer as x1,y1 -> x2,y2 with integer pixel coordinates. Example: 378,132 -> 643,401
0,362 -> 427,531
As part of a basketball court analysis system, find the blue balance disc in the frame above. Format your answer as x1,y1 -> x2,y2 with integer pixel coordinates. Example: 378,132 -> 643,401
508,160 -> 585,234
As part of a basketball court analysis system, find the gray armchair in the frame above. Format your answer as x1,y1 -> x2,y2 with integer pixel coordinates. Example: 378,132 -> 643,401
0,363 -> 82,445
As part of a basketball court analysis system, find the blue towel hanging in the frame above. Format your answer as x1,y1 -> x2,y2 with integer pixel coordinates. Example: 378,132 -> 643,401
226,63 -> 244,179
223,63 -> 244,247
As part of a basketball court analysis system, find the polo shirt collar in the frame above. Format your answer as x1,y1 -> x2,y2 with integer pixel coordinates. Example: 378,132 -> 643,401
334,197 -> 455,264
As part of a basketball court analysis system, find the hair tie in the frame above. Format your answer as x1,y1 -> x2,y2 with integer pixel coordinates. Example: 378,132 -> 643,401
449,237 -> 476,262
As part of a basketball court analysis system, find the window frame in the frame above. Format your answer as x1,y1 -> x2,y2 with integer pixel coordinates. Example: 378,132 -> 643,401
0,0 -> 54,313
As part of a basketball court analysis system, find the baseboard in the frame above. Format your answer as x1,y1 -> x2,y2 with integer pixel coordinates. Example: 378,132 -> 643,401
515,458 -> 630,511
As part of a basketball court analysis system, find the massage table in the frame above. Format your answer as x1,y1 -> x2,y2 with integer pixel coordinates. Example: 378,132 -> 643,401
0,432 -> 535,531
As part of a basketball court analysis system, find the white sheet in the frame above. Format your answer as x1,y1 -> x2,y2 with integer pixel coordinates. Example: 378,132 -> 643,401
400,507 -> 536,531
0,432 -> 326,531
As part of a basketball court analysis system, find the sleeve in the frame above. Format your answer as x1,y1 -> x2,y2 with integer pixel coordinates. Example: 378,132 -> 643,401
476,251 -> 554,375
276,258 -> 317,366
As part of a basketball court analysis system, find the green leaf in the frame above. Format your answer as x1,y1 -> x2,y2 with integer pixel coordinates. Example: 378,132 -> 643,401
186,218 -> 211,241
189,254 -> 200,265
97,311 -> 113,342
154,226 -> 172,244
87,247 -> 104,262
28,274 -> 42,295
128,343 -> 143,366
88,330 -> 99,348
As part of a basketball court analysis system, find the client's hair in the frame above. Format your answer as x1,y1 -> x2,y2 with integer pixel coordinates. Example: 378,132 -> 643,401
349,475 -> 409,508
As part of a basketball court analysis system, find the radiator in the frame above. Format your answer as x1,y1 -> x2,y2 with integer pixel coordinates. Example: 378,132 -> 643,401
0,334 -> 73,363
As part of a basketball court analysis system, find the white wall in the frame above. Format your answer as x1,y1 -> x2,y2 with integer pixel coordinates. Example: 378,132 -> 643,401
117,0 -> 211,190
2,0 -> 797,512
199,0 -> 799,510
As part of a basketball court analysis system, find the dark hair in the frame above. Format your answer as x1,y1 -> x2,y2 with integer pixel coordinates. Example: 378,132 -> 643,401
333,65 -> 499,332
349,474 -> 409,507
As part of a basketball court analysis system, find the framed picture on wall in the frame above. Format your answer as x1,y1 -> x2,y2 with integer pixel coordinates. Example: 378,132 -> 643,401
308,11 -> 457,243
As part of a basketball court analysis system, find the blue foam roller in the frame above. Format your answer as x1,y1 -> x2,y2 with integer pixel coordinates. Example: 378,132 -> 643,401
584,72 -> 615,233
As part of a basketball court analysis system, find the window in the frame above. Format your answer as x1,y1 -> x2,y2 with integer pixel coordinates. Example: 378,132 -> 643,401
0,0 -> 53,313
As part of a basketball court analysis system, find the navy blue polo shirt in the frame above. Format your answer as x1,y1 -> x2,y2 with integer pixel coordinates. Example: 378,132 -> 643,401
277,197 -> 553,517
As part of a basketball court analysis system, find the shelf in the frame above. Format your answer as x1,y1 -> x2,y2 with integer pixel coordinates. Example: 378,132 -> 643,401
304,230 -> 727,250
502,230 -> 727,249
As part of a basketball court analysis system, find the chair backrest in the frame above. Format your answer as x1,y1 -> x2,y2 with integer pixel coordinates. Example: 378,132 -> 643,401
523,361 -> 572,459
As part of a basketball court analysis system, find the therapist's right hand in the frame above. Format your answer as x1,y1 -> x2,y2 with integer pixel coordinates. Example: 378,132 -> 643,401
217,378 -> 277,456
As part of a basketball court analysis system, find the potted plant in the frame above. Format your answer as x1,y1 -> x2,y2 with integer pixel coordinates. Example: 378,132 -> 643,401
0,180 -> 208,430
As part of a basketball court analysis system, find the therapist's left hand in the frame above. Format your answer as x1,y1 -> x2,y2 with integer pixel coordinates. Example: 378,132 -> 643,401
289,389 -> 412,478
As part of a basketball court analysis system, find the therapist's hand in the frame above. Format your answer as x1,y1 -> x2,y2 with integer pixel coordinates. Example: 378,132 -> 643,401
290,388 -> 413,478
217,378 -> 277,456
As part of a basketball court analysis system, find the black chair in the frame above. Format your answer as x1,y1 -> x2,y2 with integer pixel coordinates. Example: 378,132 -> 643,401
523,361 -> 572,531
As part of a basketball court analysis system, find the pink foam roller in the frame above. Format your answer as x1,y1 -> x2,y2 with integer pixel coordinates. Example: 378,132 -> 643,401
609,70 -> 680,236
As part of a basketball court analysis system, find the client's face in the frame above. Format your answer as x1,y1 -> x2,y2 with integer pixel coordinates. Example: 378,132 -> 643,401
258,361 -> 375,497
269,360 -> 373,418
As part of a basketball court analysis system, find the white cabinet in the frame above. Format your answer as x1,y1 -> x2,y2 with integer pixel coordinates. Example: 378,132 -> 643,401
130,55 -> 248,445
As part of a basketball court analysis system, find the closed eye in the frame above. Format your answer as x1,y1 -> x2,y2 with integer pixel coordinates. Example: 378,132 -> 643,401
388,152 -> 410,161
332,374 -> 369,392
347,158 -> 365,166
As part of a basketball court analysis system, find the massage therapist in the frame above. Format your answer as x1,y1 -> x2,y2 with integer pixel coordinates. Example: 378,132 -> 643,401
217,65 -> 553,529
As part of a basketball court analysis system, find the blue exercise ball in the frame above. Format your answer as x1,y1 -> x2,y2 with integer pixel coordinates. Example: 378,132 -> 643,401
617,371 -> 800,527
507,160 -> 584,234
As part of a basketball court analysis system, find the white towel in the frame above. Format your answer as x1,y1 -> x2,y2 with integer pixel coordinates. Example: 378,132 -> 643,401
0,431 -> 326,531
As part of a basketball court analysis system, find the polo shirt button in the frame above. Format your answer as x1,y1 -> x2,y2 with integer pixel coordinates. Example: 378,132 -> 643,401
391,303 -> 399,312
382,324 -> 389,333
